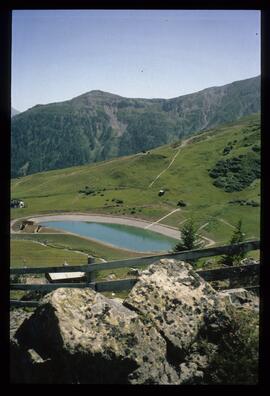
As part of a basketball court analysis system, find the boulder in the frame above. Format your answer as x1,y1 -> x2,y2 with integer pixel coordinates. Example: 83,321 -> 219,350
106,273 -> 117,281
127,268 -> 142,276
11,259 -> 255,384
13,288 -> 179,384
240,258 -> 259,266
218,288 -> 259,312
10,309 -> 52,384
10,308 -> 33,341
178,341 -> 218,384
123,259 -> 230,366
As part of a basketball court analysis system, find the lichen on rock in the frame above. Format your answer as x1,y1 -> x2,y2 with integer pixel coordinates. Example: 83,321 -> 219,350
10,259 -> 259,384
124,259 -> 228,365
13,287 -> 179,384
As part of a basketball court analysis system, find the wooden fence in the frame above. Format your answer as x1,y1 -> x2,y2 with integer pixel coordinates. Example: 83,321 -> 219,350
10,240 -> 260,307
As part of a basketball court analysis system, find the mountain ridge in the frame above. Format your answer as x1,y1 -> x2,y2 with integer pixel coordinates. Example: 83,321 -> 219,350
26,75 -> 261,107
11,75 -> 260,177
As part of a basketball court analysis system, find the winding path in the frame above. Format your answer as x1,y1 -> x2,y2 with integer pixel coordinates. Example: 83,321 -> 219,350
144,209 -> 181,229
148,136 -> 193,188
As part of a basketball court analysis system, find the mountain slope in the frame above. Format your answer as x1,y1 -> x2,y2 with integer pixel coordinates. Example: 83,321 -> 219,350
11,76 -> 260,177
11,113 -> 260,245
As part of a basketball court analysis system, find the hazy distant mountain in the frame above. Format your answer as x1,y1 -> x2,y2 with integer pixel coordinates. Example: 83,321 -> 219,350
11,76 -> 260,177
11,107 -> 20,117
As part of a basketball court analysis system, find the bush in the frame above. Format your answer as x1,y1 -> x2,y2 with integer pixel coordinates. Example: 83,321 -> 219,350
79,187 -> 95,195
249,200 -> 260,207
228,199 -> 260,207
252,145 -> 260,152
223,145 -> 233,155
202,306 -> 259,384
173,219 -> 204,264
177,200 -> 186,207
213,178 -> 226,188
209,151 -> 260,192
220,220 -> 246,266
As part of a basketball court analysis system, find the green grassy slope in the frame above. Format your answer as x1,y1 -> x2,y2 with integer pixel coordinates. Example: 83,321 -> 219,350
11,233 -> 144,264
11,114 -> 260,245
10,233 -> 145,284
10,239 -> 87,267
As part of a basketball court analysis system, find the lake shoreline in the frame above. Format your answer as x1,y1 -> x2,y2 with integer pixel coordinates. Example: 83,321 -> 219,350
38,218 -> 178,253
11,213 -> 181,254
27,213 -> 181,239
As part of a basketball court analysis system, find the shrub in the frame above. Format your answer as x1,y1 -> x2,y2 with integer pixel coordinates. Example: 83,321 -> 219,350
177,200 -> 186,207
220,220 -> 246,266
209,152 -> 260,192
173,219 -> 204,267
249,200 -> 260,207
223,145 -> 233,155
79,187 -> 95,195
252,145 -> 260,152
213,178 -> 226,188
202,306 -> 259,384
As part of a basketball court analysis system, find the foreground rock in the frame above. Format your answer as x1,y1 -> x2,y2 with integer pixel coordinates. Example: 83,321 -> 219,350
124,260 -> 231,359
12,288 -> 179,384
10,260 -> 258,384
218,288 -> 259,312
10,309 -> 33,341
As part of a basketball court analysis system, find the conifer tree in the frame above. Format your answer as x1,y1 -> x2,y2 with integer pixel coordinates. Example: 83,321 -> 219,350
221,220 -> 246,266
173,219 -> 203,252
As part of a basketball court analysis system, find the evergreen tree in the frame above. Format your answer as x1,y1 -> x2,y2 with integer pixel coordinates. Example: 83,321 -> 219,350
221,220 -> 246,266
173,219 -> 203,252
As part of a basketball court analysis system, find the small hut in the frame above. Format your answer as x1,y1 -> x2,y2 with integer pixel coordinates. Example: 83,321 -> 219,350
45,271 -> 86,283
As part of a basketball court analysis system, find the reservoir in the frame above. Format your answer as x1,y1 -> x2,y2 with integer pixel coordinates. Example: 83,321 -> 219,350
40,220 -> 177,252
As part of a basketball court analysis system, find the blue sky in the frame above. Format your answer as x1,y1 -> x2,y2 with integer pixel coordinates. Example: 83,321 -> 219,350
12,10 -> 260,112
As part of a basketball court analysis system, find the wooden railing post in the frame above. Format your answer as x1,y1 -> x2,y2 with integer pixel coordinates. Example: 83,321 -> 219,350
87,256 -> 96,286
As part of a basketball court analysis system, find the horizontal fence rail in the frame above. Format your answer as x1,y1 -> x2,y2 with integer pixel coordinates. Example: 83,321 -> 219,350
10,240 -> 260,307
10,240 -> 260,275
196,262 -> 259,282
86,240 -> 260,272
10,282 -> 96,291
95,278 -> 138,293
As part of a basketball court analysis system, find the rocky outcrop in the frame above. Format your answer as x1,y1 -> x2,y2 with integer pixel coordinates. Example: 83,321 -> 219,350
10,259 -> 257,384
12,288 -> 179,384
240,258 -> 259,266
124,259 -> 232,378
10,309 -> 33,341
218,288 -> 259,312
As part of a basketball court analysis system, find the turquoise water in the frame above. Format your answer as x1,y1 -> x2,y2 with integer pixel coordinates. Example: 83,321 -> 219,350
40,221 -> 177,252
